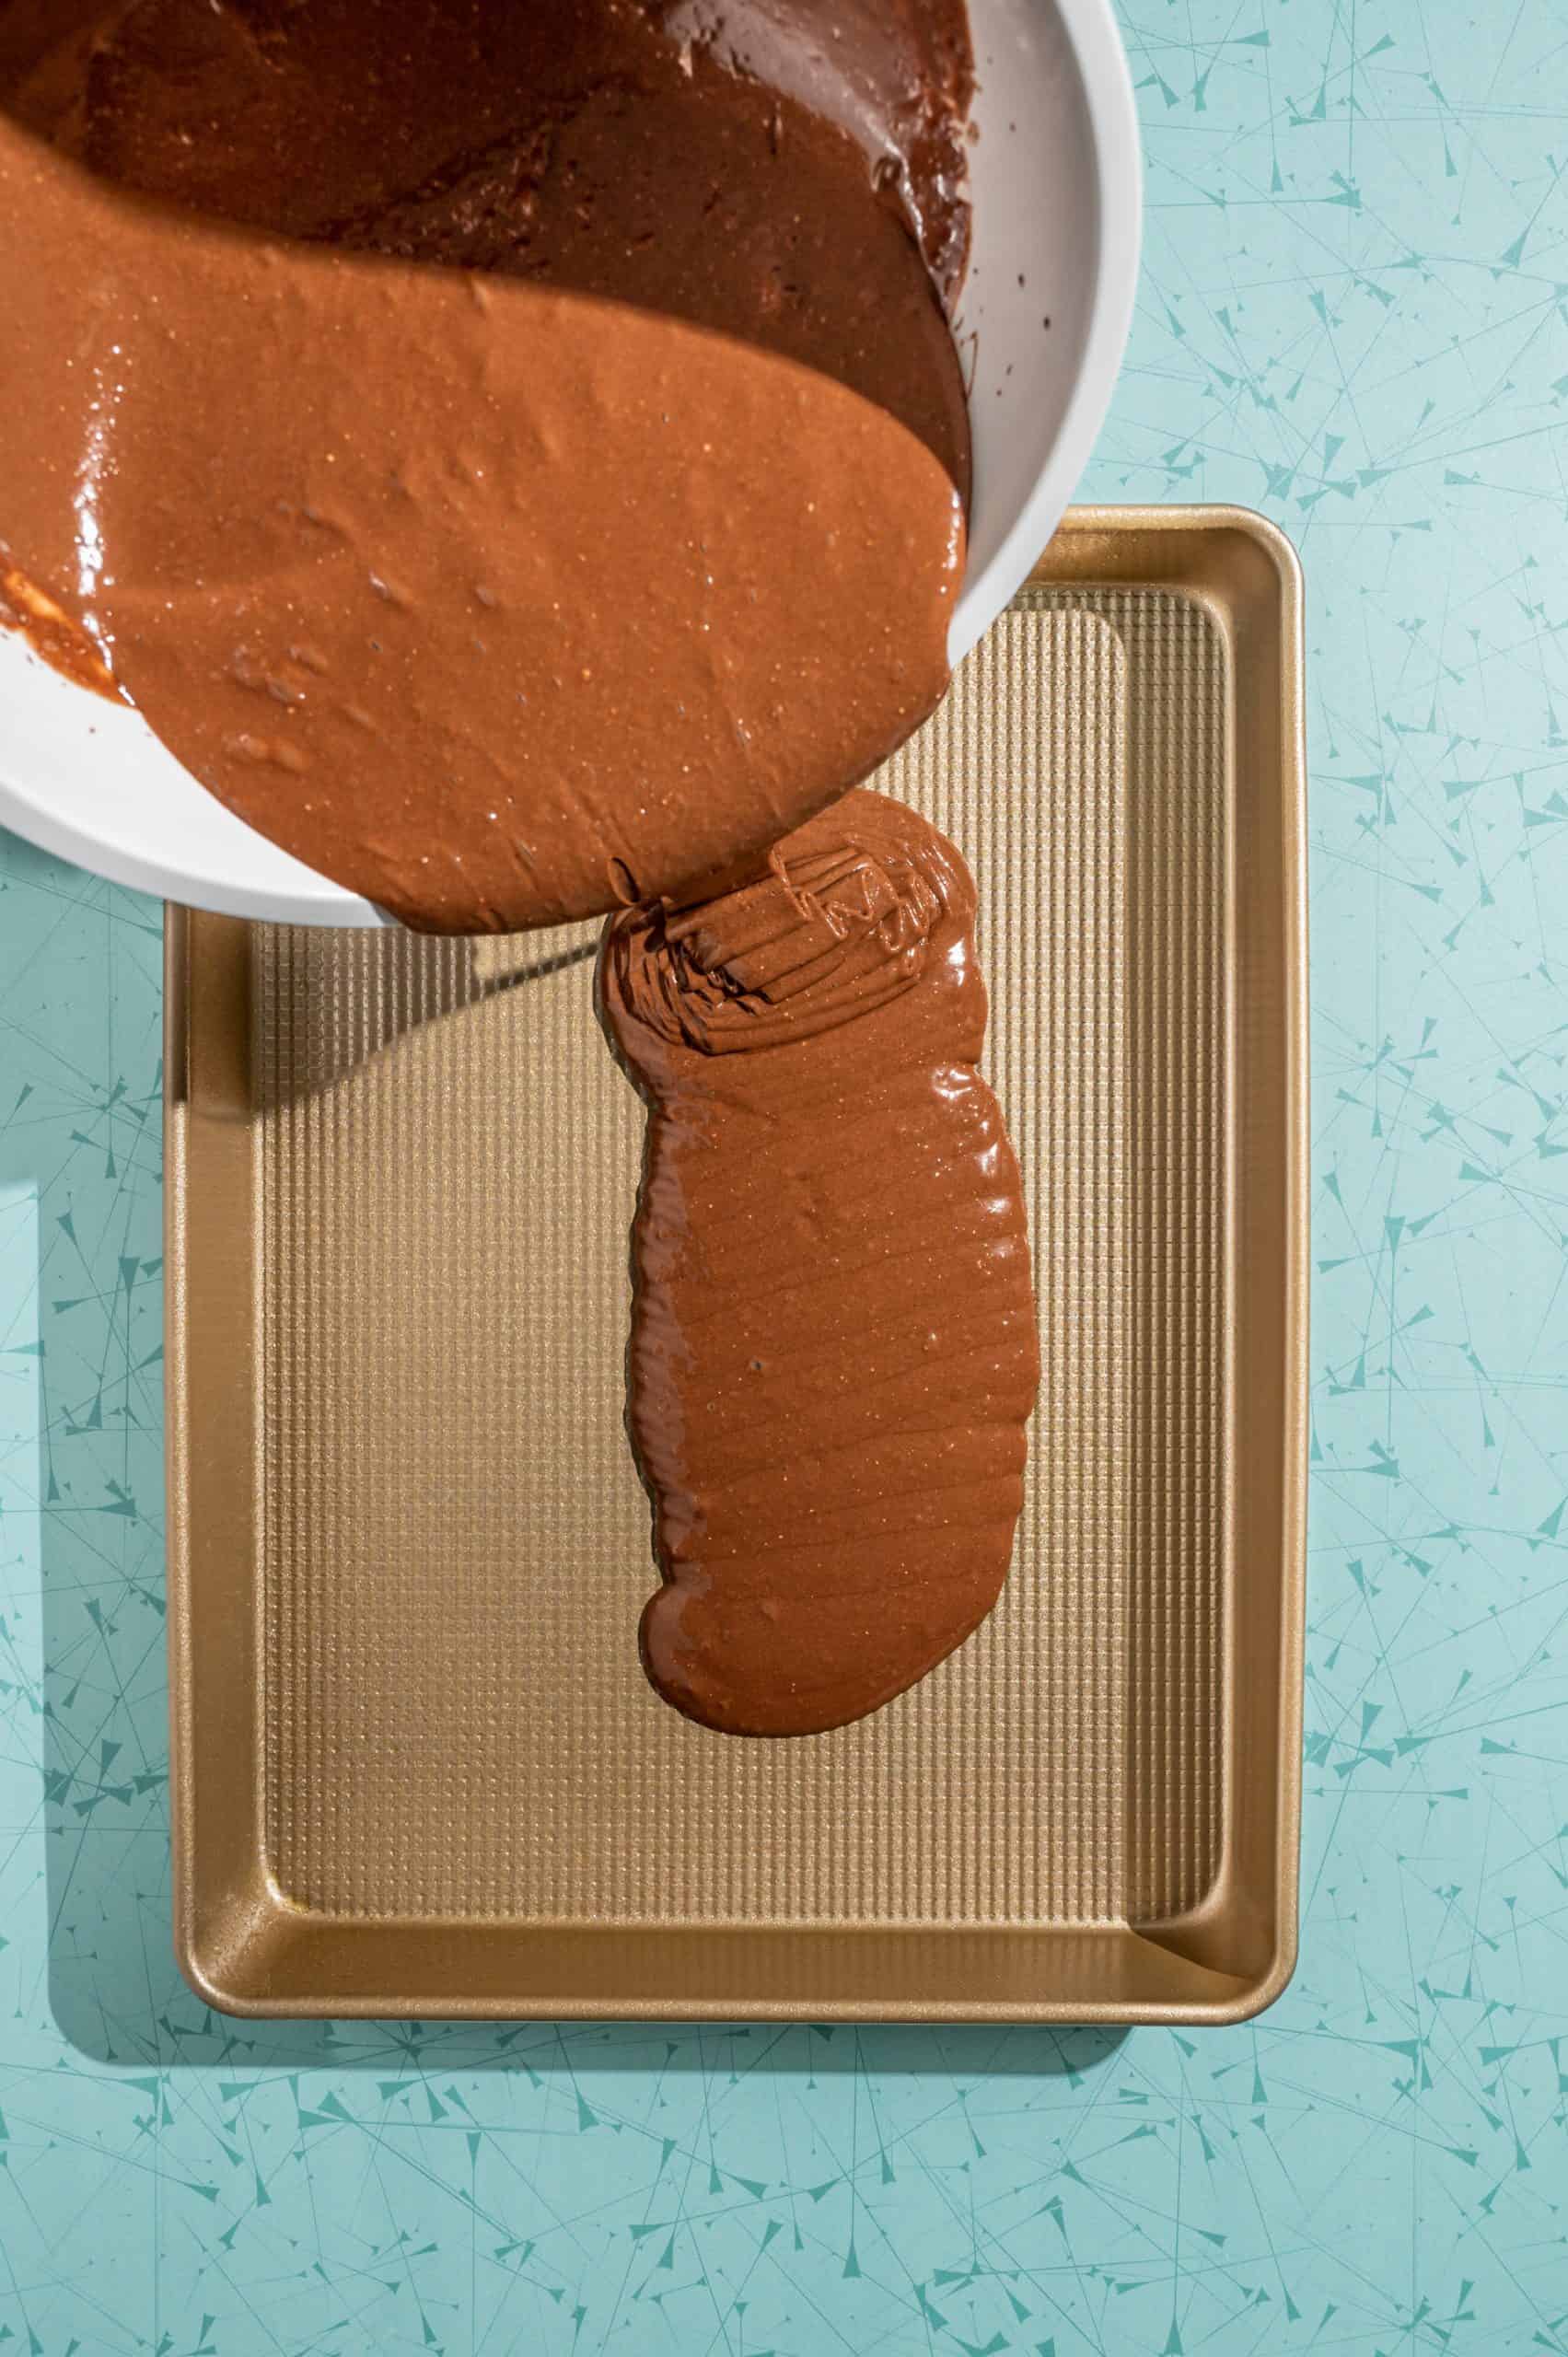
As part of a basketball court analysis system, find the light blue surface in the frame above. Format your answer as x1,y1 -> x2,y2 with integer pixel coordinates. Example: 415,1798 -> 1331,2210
4,2 -> 1568,2346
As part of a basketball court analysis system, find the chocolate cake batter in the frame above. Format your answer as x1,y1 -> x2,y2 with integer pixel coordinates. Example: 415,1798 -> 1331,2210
599,791 -> 1041,1736
0,0 -> 975,932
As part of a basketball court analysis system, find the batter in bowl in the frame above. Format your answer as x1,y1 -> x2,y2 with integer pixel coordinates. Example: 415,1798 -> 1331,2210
0,0 -> 976,930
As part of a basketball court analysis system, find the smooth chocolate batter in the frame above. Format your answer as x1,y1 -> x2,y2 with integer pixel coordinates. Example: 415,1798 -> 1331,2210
0,0 -> 975,931
3,0 -> 973,492
598,790 -> 1041,1736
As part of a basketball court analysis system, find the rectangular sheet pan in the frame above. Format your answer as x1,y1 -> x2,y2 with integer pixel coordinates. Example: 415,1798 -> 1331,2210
165,505 -> 1307,2021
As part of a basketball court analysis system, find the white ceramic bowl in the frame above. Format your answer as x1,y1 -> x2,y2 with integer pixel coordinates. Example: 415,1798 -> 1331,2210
0,0 -> 1140,924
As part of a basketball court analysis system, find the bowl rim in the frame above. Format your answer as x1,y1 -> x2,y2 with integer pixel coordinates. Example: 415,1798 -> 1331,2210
0,0 -> 1143,925
948,0 -> 1143,667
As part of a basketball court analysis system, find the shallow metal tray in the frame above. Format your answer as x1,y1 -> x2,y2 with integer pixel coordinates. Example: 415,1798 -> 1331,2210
166,505 -> 1307,2021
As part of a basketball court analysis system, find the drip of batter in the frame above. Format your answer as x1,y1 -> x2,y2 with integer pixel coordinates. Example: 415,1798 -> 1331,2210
0,0 -> 975,932
598,790 -> 1040,1736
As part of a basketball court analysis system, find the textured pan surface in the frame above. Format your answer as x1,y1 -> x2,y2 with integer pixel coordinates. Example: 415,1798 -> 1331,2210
166,508 -> 1307,2021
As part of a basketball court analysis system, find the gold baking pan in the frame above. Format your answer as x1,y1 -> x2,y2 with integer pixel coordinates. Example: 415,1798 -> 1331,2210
165,504 -> 1307,2023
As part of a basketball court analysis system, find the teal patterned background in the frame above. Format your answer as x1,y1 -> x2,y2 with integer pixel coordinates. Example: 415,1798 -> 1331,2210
4,1 -> 1568,2346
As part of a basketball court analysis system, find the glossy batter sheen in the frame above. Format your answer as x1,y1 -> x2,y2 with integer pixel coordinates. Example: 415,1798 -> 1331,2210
0,0 -> 974,932
598,791 -> 1041,1736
